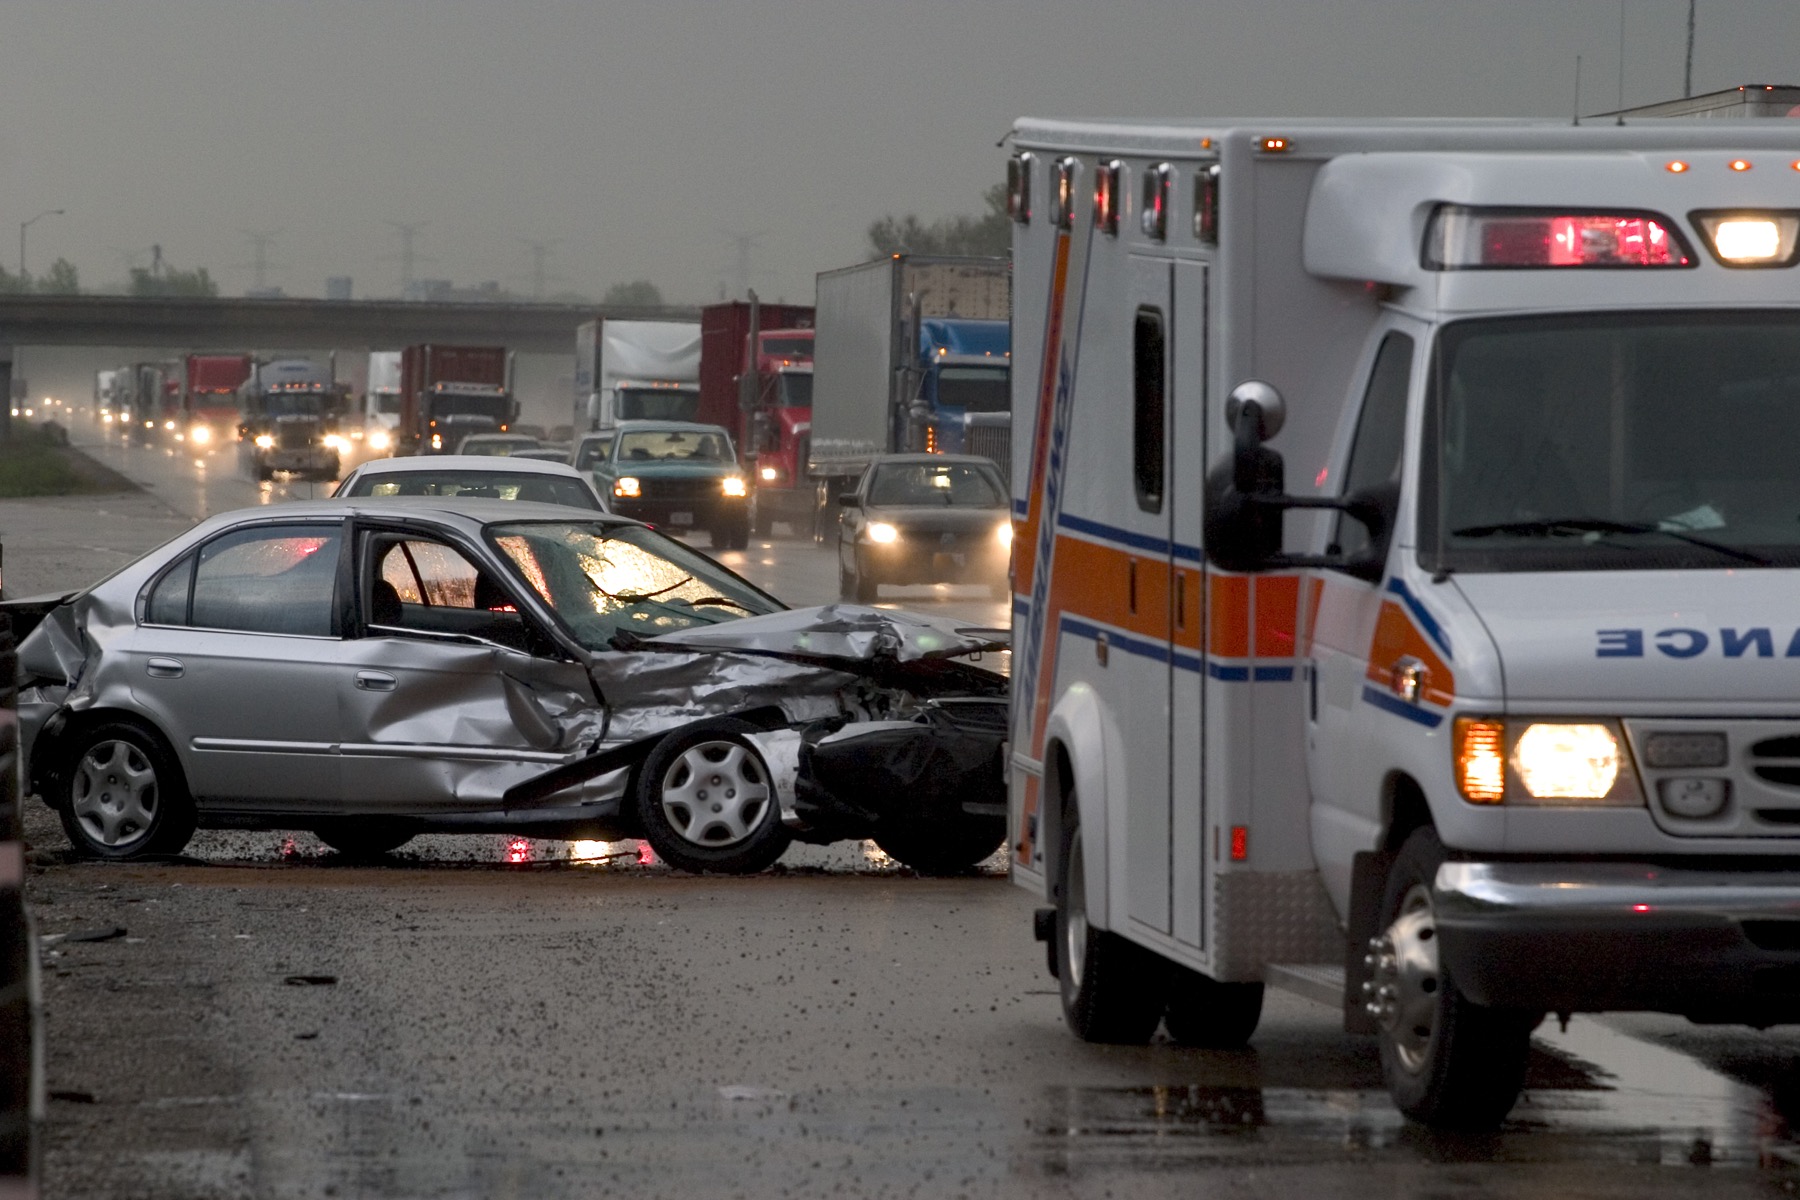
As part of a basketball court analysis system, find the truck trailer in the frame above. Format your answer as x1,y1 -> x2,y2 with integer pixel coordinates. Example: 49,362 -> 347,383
810,255 -> 1010,536
573,319 -> 700,434
399,344 -> 517,455
1006,116 -> 1800,1130
362,350 -> 402,454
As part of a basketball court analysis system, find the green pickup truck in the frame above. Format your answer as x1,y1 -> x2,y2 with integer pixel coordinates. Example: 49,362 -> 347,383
591,420 -> 751,550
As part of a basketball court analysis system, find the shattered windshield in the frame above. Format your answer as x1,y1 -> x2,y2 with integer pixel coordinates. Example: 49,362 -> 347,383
1422,311 -> 1800,572
487,520 -> 782,647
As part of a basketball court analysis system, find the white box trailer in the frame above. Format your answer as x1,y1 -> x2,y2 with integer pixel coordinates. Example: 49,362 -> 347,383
1006,116 -> 1800,1129
573,319 -> 701,433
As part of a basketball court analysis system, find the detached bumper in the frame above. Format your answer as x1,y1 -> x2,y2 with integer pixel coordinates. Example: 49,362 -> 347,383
1434,860 -> 1800,1023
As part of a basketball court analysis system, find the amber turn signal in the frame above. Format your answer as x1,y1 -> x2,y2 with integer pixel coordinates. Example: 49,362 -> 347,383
1455,717 -> 1506,804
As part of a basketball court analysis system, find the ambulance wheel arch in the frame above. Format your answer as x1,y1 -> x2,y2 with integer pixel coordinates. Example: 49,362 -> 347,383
1042,682 -> 1120,932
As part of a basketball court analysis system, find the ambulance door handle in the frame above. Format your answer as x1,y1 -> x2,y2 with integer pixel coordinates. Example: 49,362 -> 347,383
1095,632 -> 1110,667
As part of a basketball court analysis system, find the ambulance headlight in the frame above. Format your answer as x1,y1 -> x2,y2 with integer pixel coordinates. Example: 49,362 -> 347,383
1514,724 -> 1621,799
1456,717 -> 1644,805
1692,211 -> 1800,266
995,521 -> 1013,547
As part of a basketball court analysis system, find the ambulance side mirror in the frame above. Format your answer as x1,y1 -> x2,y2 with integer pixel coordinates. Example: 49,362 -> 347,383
1204,383 -> 1288,571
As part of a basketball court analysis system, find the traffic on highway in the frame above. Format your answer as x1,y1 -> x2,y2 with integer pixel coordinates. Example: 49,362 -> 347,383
6,22 -> 1800,1197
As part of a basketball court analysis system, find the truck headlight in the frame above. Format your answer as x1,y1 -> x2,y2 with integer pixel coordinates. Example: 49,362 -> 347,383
721,476 -> 747,497
254,434 -> 276,449
367,429 -> 391,451
430,433 -> 443,449
323,434 -> 347,451
1454,716 -> 1643,806
867,522 -> 899,544
760,466 -> 780,482
615,476 -> 641,498
189,425 -> 212,445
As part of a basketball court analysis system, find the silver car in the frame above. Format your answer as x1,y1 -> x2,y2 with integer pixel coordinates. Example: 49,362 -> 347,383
8,500 -> 1007,873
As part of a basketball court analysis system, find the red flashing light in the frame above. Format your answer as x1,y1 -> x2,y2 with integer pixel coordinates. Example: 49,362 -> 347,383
1631,903 -> 1652,913
1229,826 -> 1248,862
1426,206 -> 1693,269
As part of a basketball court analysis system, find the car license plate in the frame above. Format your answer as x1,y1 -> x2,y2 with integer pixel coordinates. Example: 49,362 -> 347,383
671,511 -> 694,526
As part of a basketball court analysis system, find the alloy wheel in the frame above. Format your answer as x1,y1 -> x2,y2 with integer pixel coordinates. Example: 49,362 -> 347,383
71,739 -> 159,849
658,740 -> 772,849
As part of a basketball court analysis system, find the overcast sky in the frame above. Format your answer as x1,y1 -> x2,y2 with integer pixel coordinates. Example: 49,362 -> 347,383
1,0 -> 1796,305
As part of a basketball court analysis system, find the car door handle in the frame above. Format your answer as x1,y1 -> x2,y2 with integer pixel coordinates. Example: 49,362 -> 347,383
354,670 -> 397,692
145,657 -> 184,679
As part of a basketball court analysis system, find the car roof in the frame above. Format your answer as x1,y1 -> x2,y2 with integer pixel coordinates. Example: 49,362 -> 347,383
191,496 -> 640,535
611,420 -> 733,437
868,454 -> 998,469
460,433 -> 539,443
345,455 -> 586,479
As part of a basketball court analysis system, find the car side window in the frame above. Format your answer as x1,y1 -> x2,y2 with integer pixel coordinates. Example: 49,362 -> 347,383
1334,332 -> 1415,561
379,540 -> 481,608
366,536 -> 538,653
188,525 -> 342,636
145,552 -> 195,625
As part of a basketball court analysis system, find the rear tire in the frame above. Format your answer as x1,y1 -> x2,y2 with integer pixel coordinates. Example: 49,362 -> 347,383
1164,965 -> 1263,1048
872,817 -> 1004,876
1373,827 -> 1537,1130
55,720 -> 195,861
1055,802 -> 1166,1043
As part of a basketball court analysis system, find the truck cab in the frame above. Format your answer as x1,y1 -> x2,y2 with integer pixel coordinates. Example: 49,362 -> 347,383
911,318 -> 1010,471
1006,119 -> 1800,1130
746,328 -> 815,536
236,359 -> 347,481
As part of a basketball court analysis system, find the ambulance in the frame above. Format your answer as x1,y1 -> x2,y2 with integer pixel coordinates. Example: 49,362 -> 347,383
1004,116 -> 1800,1129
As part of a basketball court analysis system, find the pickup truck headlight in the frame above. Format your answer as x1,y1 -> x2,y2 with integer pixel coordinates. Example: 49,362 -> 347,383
615,476 -> 641,499
721,476 -> 747,498
1454,716 -> 1643,806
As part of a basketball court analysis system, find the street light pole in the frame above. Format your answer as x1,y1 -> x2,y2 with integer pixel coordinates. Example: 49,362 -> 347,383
18,209 -> 64,277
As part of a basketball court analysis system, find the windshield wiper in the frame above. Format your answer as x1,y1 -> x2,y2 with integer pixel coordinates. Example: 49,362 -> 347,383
687,596 -> 755,611
1452,517 -> 1771,566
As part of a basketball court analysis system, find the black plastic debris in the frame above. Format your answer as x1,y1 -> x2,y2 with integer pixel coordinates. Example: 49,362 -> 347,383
61,926 -> 126,944
283,975 -> 338,987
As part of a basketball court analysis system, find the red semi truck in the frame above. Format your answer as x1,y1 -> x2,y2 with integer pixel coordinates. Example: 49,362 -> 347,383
180,354 -> 253,450
698,299 -> 815,536
398,345 -> 518,455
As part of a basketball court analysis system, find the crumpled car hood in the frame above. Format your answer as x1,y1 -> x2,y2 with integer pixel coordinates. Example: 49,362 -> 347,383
641,603 -> 1007,667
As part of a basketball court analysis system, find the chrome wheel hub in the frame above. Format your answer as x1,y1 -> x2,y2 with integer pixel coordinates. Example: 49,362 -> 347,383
659,740 -> 771,849
71,739 -> 159,849
1364,883 -> 1441,1075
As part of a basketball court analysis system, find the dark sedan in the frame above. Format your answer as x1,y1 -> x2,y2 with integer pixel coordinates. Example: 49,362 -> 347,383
837,455 -> 1012,601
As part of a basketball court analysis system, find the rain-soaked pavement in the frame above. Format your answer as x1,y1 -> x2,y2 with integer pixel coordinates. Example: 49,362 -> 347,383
14,424 -> 1800,1196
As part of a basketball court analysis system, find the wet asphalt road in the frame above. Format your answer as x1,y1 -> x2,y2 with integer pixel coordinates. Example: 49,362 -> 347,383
12,423 -> 1800,1197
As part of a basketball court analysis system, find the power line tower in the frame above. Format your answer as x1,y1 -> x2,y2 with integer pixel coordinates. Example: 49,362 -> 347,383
382,220 -> 433,294
236,230 -> 283,291
516,237 -> 566,300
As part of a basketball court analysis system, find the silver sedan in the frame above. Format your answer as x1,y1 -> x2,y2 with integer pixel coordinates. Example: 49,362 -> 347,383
8,499 -> 1008,873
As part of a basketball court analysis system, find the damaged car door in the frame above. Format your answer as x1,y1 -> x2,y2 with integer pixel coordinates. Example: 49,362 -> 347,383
338,524 -> 605,812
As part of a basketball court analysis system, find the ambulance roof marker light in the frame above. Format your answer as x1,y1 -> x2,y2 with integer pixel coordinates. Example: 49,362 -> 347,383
1666,160 -> 1689,174
1731,159 -> 1753,172
1257,136 -> 1291,154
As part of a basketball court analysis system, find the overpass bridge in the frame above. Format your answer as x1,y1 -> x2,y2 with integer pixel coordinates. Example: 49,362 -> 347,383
0,294 -> 702,355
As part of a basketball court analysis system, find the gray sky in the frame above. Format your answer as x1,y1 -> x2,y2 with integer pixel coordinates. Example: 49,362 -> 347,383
2,0 -> 1796,305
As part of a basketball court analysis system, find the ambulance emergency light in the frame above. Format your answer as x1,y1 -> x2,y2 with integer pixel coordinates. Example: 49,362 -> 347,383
1424,205 -> 1692,269
1690,210 -> 1800,267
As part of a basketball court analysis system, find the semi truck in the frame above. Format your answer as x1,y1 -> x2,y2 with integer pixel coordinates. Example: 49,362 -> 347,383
699,298 -> 816,536
236,358 -> 349,480
398,344 -> 517,455
362,350 -> 402,454
810,255 -> 1010,535
178,353 -> 253,450
1006,116 -> 1800,1130
572,319 -> 700,434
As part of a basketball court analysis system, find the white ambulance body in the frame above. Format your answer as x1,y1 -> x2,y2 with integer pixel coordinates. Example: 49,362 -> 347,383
1006,117 -> 1800,1128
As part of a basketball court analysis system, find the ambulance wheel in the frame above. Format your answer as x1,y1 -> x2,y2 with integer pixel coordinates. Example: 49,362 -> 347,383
1163,965 -> 1263,1049
872,817 -> 1005,876
635,718 -> 791,875
1372,827 -> 1537,1130
1055,807 -> 1166,1043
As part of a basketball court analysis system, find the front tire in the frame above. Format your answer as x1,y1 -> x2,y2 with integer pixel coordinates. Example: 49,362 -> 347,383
1055,802 -> 1166,1043
55,721 -> 195,860
1372,827 -> 1537,1130
635,718 -> 791,874
872,817 -> 1004,876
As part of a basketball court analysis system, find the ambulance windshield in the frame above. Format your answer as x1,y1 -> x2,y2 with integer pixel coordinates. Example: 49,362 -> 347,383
1422,311 -> 1800,571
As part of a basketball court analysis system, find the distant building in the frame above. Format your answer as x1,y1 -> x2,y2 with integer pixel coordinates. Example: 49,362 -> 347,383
1606,84 -> 1800,120
401,279 -> 508,303
325,276 -> 353,301
244,286 -> 287,299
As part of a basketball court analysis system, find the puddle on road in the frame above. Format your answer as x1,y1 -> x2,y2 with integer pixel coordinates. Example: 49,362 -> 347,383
1031,1018 -> 1800,1175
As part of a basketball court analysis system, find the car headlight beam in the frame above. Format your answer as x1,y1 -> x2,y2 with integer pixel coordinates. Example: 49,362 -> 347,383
867,522 -> 899,544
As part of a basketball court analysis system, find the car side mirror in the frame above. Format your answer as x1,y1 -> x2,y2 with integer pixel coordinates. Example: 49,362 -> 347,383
838,494 -> 861,508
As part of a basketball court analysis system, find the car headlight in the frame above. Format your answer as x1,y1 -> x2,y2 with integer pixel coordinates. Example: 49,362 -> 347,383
367,429 -> 391,451
164,420 -> 175,430
867,522 -> 899,544
615,476 -> 641,498
189,425 -> 212,444
721,476 -> 747,497
1454,717 -> 1642,805
254,434 -> 276,449
995,521 -> 1013,547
